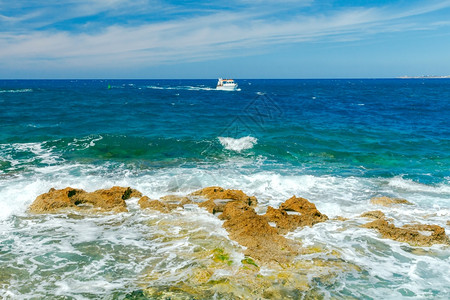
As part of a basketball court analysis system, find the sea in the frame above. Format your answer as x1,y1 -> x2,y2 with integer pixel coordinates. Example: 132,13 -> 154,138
0,79 -> 449,299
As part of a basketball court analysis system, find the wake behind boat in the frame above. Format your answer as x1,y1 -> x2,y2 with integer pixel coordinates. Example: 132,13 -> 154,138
216,78 -> 238,91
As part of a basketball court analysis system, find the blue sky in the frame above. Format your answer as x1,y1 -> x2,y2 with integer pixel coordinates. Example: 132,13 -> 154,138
1,0 -> 450,78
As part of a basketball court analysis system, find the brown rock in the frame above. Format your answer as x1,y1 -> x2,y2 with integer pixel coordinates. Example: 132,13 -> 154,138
129,188 -> 143,199
77,186 -> 136,212
219,201 -> 299,264
360,210 -> 386,220
264,196 -> 328,234
29,187 -> 85,213
190,186 -> 257,214
370,196 -> 412,207
138,196 -> 180,213
188,187 -> 299,264
362,219 -> 450,246
28,186 -> 139,214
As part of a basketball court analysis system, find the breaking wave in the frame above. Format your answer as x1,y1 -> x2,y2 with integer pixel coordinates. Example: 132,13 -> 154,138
0,89 -> 33,93
218,136 -> 258,152
146,85 -> 216,91
388,176 -> 450,195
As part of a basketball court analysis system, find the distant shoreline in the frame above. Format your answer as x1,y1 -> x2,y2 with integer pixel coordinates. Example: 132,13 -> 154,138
398,75 -> 450,79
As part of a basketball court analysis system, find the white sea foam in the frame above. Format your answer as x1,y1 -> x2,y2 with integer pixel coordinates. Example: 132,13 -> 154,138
218,136 -> 258,152
287,220 -> 450,298
68,135 -> 104,150
1,161 -> 450,298
0,89 -> 33,93
388,176 -> 450,195
2,161 -> 449,222
0,142 -> 63,173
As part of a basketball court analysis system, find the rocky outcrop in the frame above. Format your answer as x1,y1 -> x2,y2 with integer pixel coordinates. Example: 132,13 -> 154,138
264,196 -> 328,234
362,219 -> 450,246
361,207 -> 449,246
370,196 -> 412,207
28,186 -> 142,214
184,190 -> 328,263
219,201 -> 299,264
189,186 -> 258,214
188,187 -> 303,263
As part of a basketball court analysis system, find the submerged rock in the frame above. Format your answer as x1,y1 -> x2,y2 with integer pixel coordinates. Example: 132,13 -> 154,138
189,186 -> 258,214
370,196 -> 412,207
264,196 -> 328,234
141,244 -> 359,300
362,219 -> 450,246
138,196 -> 181,213
333,216 -> 349,221
160,194 -> 192,205
219,201 -> 299,264
28,186 -> 141,214
139,194 -> 193,213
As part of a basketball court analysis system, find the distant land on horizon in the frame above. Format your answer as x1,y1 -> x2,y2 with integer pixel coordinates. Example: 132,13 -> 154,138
397,75 -> 450,79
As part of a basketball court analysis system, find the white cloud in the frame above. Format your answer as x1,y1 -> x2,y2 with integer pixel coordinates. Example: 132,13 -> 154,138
1,0 -> 450,75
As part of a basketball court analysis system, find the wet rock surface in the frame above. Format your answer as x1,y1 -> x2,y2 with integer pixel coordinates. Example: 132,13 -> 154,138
28,186 -> 141,213
30,186 -> 450,252
27,185 -> 450,298
264,196 -> 329,234
189,186 -> 258,214
23,183 -> 450,300
219,201 -> 299,264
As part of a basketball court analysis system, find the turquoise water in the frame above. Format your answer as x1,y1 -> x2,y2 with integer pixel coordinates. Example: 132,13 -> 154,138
1,79 -> 450,298
1,79 -> 449,181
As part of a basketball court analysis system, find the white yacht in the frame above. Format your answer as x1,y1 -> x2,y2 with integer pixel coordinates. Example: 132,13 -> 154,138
216,78 -> 238,91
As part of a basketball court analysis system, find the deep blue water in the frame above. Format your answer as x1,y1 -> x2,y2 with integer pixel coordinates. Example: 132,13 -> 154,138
1,79 -> 449,183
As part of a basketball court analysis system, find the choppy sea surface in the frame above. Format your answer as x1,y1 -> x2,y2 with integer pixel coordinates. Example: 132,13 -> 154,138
1,79 -> 449,299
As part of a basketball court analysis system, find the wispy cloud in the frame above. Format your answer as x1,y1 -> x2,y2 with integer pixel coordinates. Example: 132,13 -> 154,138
1,0 -> 450,75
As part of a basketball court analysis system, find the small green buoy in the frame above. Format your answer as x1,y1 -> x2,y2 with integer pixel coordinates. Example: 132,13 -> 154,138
107,84 -> 111,89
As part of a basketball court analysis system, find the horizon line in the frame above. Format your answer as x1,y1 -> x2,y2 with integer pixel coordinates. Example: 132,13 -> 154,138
2,77 -> 450,81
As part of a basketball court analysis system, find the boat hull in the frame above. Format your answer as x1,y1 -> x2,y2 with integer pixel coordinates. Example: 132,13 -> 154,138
216,84 -> 238,91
